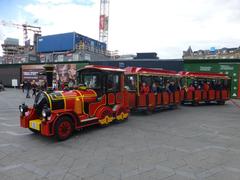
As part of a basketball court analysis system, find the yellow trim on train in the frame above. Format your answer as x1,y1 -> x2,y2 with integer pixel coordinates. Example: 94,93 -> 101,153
74,90 -> 86,115
116,112 -> 128,121
59,91 -> 67,111
50,94 -> 97,101
44,92 -> 52,110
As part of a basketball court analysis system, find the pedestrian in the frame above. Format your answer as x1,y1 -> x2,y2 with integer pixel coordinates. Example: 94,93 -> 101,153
21,81 -> 26,93
32,80 -> 37,97
26,81 -> 31,98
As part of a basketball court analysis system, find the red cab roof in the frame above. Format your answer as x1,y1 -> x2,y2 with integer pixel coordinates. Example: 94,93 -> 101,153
124,66 -> 178,76
178,71 -> 230,79
79,65 -> 125,72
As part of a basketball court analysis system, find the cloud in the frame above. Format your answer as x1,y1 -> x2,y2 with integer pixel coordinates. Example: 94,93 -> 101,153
36,0 -> 94,6
23,0 -> 99,38
108,0 -> 240,58
1,0 -> 240,58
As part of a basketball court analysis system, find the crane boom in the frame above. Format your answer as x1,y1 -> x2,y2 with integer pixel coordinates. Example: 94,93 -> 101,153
0,20 -> 41,46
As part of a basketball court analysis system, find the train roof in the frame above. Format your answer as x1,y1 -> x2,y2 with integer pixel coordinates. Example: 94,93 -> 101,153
124,66 -> 178,76
178,71 -> 230,79
78,65 -> 125,72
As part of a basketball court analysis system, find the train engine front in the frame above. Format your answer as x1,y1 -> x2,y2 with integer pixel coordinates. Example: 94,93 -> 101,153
19,65 -> 129,141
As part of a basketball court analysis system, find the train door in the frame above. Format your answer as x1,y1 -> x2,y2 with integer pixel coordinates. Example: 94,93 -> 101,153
180,77 -> 186,101
208,80 -> 216,101
106,72 -> 122,105
223,79 -> 231,100
193,78 -> 202,103
124,75 -> 137,109
152,76 -> 163,106
162,77 -> 170,105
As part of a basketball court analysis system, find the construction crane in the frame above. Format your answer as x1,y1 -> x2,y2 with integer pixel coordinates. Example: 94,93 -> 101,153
99,0 -> 110,46
0,20 -> 41,46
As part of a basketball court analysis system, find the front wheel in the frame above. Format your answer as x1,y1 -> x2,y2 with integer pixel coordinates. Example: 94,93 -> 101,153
192,101 -> 199,106
54,116 -> 74,141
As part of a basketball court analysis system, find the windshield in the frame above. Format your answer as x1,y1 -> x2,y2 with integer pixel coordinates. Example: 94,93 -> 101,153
34,92 -> 49,116
81,73 -> 101,89
34,92 -> 48,106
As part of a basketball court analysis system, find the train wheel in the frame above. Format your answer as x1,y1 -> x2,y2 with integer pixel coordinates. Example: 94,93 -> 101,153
99,110 -> 113,126
205,101 -> 210,104
54,116 -> 74,141
144,109 -> 153,115
116,110 -> 128,122
192,101 -> 199,106
217,100 -> 225,105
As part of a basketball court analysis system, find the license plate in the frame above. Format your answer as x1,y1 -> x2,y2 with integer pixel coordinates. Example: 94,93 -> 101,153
31,122 -> 36,129
29,120 -> 41,131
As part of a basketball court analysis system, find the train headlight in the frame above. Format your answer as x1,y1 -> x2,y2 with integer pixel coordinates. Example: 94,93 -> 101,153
19,103 -> 28,116
42,110 -> 47,118
19,106 -> 24,113
42,107 -> 51,119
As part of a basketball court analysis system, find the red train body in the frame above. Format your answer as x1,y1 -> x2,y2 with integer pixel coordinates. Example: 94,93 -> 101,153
179,71 -> 230,105
20,65 -> 129,140
124,67 -> 181,112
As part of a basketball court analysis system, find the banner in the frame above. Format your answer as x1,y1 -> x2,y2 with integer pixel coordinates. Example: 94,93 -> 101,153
99,15 -> 105,30
22,65 -> 45,82
22,64 -> 77,84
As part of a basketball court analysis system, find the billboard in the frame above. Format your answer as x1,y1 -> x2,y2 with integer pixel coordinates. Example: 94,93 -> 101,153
22,64 -> 77,84
22,65 -> 45,82
55,64 -> 76,84
99,15 -> 109,31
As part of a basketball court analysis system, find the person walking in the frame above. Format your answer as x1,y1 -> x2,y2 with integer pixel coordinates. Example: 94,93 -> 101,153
26,81 -> 31,98
32,80 -> 37,97
21,81 -> 26,93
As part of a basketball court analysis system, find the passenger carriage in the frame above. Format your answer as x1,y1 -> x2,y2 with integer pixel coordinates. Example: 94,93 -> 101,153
124,67 -> 181,112
19,65 -> 129,140
179,71 -> 231,105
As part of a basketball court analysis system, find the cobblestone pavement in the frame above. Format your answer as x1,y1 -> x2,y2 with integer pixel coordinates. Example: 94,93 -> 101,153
0,88 -> 240,180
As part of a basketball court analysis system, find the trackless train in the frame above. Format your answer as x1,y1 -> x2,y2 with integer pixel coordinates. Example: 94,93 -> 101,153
179,71 -> 230,105
19,65 -> 230,140
124,67 -> 181,112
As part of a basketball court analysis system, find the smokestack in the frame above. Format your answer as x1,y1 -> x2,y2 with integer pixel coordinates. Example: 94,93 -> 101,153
43,64 -> 54,91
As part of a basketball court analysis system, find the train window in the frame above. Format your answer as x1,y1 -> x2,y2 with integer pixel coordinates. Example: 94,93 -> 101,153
107,74 -> 120,92
152,76 -> 164,92
140,76 -> 151,87
125,75 -> 136,91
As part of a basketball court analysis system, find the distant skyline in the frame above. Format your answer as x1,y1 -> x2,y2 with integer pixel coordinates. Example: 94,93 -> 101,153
0,0 -> 240,58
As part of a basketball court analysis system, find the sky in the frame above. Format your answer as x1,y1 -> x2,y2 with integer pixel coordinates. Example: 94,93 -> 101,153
0,0 -> 240,58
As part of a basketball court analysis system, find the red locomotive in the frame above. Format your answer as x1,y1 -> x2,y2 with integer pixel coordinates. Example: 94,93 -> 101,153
19,65 -> 129,140
124,67 -> 181,112
179,71 -> 231,105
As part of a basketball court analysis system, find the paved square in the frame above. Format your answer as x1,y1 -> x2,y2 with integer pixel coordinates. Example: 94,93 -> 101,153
0,88 -> 240,180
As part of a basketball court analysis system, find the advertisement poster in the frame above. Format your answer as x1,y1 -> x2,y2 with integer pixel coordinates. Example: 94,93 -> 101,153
54,64 -> 76,84
21,64 -> 77,85
22,65 -> 45,82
